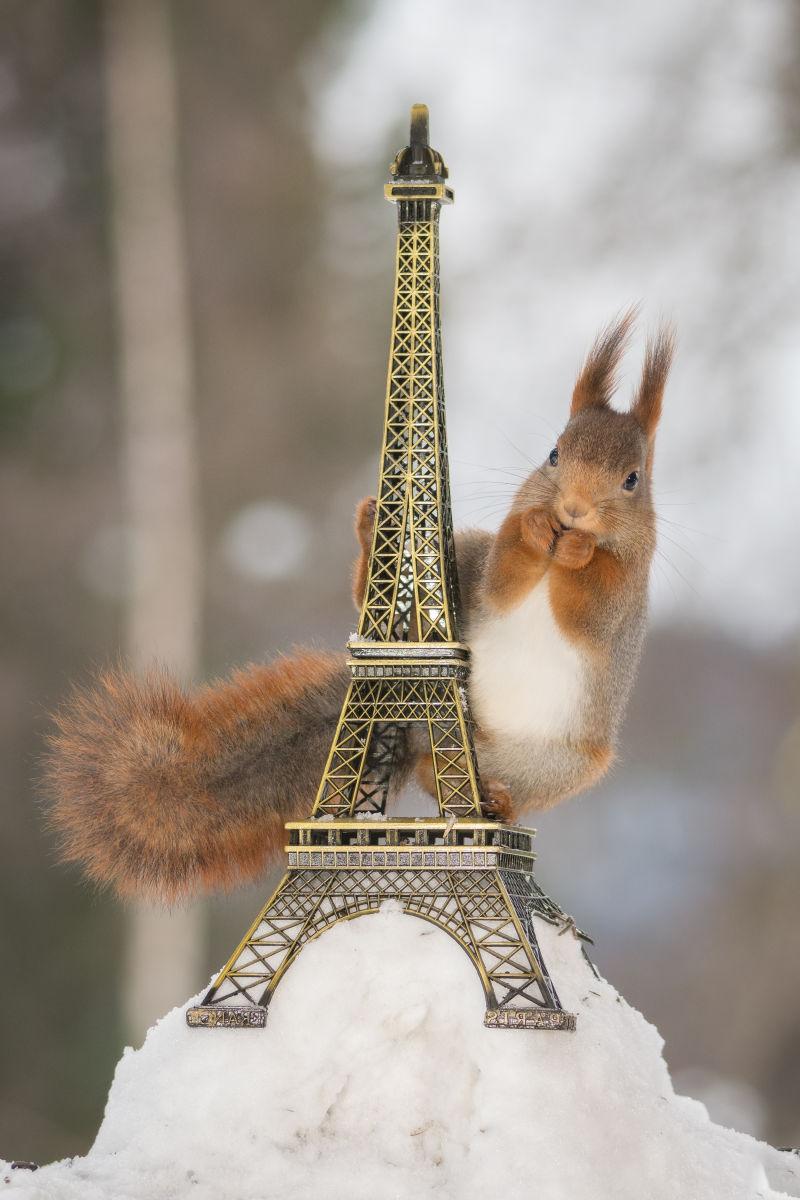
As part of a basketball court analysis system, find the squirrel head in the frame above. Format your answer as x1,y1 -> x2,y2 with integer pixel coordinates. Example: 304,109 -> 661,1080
519,310 -> 674,550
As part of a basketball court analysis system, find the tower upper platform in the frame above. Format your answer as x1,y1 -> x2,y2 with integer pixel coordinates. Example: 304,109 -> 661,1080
385,103 -> 454,205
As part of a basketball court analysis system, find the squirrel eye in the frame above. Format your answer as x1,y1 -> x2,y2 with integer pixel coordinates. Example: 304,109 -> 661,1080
622,471 -> 640,492
549,447 -> 559,467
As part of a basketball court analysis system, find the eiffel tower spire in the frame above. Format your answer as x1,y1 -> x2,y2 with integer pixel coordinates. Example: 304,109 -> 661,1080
312,103 -> 481,821
358,101 -> 457,644
187,106 -> 580,1033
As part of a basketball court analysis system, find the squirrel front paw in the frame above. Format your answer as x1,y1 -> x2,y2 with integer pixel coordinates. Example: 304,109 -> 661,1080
553,528 -> 597,569
520,507 -> 561,556
355,496 -> 377,553
481,778 -> 515,823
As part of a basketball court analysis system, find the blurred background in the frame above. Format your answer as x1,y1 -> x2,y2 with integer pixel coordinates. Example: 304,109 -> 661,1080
1,0 -> 798,1164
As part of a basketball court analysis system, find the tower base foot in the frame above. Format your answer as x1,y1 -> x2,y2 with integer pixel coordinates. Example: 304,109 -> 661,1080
484,1008 -> 576,1031
184,1004 -> 576,1031
186,1005 -> 267,1029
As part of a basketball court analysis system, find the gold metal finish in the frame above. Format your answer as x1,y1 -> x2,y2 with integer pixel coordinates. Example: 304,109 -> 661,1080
311,102 -> 480,822
188,819 -> 577,1031
187,105 -> 580,1032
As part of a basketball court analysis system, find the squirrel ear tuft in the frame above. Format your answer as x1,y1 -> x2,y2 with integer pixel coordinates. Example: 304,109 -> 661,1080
571,307 -> 638,416
631,324 -> 675,439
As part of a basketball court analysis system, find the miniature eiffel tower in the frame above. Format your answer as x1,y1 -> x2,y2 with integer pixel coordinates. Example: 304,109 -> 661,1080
187,105 -> 578,1032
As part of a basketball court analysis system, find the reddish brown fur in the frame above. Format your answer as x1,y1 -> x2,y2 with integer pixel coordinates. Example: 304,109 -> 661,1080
355,313 -> 672,818
42,650 -> 351,902
633,325 -> 675,471
482,315 -> 672,647
413,749 -> 515,822
352,497 -> 377,609
548,546 -> 629,647
571,307 -> 637,414
483,510 -> 550,612
42,314 -> 672,899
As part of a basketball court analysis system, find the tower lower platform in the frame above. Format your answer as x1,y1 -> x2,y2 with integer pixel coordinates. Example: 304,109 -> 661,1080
187,820 -> 582,1032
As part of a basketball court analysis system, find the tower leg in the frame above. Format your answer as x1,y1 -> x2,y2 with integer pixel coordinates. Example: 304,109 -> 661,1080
311,679 -> 380,817
425,677 -> 483,818
353,721 -> 404,815
312,666 -> 484,820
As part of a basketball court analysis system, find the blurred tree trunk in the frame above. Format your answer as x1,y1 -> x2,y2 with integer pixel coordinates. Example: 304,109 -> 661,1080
104,0 -> 203,1041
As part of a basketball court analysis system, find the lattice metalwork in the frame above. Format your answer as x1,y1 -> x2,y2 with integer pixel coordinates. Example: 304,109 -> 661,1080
349,720 -> 404,816
311,102 -> 481,822
313,657 -> 481,819
187,105 -> 579,1034
188,821 -> 578,1030
358,206 -> 457,644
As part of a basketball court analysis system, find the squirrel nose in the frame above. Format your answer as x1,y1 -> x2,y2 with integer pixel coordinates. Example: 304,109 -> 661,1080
563,500 -> 589,521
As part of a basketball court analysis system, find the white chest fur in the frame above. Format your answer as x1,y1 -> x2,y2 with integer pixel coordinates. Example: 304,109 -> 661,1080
468,578 -> 586,740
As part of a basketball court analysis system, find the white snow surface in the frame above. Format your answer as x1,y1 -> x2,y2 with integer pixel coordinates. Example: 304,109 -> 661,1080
4,905 -> 798,1200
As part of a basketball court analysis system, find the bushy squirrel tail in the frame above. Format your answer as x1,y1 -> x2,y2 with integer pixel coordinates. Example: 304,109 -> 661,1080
41,649 -> 351,903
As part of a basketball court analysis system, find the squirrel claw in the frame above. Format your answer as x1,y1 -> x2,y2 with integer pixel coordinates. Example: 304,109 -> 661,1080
520,507 -> 561,556
552,528 -> 596,569
481,779 -> 515,823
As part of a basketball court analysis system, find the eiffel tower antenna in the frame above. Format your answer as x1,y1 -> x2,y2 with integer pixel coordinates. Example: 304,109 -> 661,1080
187,105 -> 579,1032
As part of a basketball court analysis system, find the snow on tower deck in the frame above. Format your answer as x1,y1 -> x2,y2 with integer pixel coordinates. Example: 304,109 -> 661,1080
3,909 -> 798,1200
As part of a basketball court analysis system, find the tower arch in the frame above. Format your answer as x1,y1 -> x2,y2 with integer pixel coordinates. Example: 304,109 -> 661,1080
267,899 -> 494,1007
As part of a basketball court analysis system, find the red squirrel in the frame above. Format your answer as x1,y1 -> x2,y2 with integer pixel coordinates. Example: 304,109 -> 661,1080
42,312 -> 673,903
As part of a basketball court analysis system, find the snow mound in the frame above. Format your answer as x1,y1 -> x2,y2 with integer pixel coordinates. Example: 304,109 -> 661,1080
4,905 -> 798,1200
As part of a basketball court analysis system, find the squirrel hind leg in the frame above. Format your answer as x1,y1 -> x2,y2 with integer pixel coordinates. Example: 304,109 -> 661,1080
413,752 -> 514,824
481,738 -> 615,818
413,751 -> 437,800
480,779 -> 515,823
